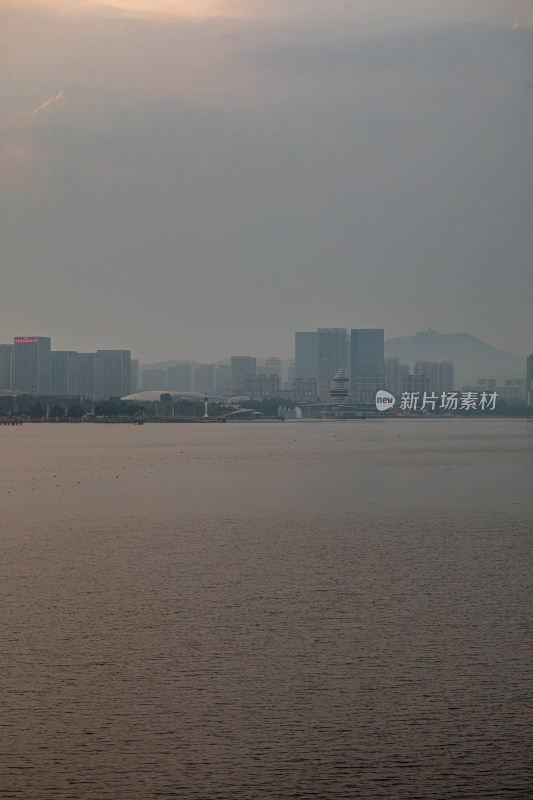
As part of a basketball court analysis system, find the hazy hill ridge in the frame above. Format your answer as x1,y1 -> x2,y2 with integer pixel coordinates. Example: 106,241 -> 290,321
385,330 -> 525,385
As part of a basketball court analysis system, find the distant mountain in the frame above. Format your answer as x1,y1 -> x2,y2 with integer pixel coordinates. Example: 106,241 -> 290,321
385,330 -> 525,386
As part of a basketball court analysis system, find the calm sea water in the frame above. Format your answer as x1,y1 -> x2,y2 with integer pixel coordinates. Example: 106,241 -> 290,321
1,419 -> 532,799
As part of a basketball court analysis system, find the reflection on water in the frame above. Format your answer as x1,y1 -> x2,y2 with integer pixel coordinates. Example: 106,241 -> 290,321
1,420 -> 532,798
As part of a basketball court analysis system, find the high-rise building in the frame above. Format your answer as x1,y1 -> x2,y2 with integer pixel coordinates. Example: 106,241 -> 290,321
295,332 -> 317,380
385,356 -> 402,397
317,328 -> 346,400
0,344 -> 14,391
231,356 -> 256,395
13,336 -> 51,394
95,350 -> 131,399
414,361 -> 454,395
167,363 -> 192,391
214,364 -> 231,394
350,329 -> 384,391
50,351 -> 80,396
438,362 -> 454,394
527,354 -> 533,406
130,359 -> 140,394
194,364 -> 214,394
78,353 -> 97,399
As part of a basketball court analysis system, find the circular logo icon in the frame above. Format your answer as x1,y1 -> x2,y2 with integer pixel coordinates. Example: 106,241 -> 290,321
375,390 -> 396,411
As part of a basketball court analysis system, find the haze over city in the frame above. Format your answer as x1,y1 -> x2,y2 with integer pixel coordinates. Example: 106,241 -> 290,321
2,1 -> 532,361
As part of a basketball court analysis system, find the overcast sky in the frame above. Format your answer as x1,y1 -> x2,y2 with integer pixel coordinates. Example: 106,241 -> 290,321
1,0 -> 532,361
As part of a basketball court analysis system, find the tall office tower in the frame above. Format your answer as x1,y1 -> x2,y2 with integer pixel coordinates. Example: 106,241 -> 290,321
142,369 -> 166,391
50,351 -> 80,396
130,359 -> 140,394
78,353 -> 96,399
0,344 -> 14,391
194,364 -> 214,394
214,363 -> 231,394
95,350 -> 131,399
527,354 -> 533,406
317,328 -> 347,400
295,332 -> 317,380
13,336 -> 51,393
476,377 -> 497,392
350,329 -> 384,392
414,361 -> 455,395
167,363 -> 192,391
230,356 -> 256,395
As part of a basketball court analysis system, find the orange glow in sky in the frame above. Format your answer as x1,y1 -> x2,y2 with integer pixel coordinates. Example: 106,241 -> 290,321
20,0 -> 279,21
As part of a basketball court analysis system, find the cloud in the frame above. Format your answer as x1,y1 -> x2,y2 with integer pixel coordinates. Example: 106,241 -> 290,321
33,90 -> 65,115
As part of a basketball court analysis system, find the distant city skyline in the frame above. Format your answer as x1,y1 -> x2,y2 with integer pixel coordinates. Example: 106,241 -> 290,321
1,329 -> 529,402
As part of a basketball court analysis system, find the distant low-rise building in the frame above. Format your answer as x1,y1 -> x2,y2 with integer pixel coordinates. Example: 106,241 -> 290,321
497,379 -> 527,403
352,375 -> 386,404
244,374 -> 279,399
292,377 -> 318,400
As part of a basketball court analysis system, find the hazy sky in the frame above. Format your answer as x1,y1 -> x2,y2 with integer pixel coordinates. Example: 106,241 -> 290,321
1,0 -> 532,361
